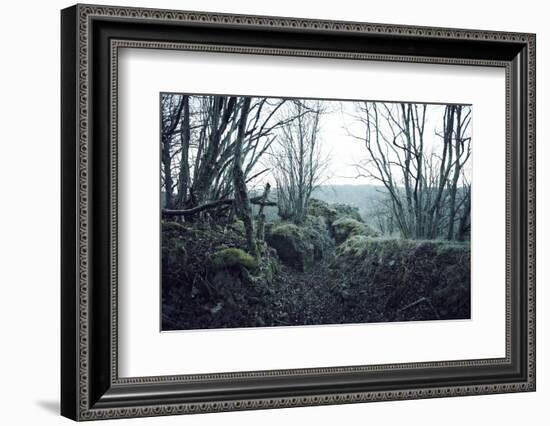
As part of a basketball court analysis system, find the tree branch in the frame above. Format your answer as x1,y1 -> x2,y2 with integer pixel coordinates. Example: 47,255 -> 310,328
163,196 -> 276,217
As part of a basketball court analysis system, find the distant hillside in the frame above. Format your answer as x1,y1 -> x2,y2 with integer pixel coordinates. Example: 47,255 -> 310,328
312,184 -> 388,220
163,184 -> 391,226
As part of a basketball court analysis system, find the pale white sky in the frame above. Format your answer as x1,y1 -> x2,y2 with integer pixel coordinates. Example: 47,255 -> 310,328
253,100 -> 472,188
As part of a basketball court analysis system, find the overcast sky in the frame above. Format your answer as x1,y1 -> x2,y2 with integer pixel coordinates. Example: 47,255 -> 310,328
254,101 -> 472,188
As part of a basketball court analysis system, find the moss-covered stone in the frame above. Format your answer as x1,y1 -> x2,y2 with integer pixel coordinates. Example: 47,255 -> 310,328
302,215 -> 333,260
209,248 -> 258,271
307,198 -> 363,226
306,198 -> 338,223
303,214 -> 326,233
266,223 -> 314,271
335,237 -> 468,262
271,223 -> 303,239
306,198 -> 368,246
332,203 -> 363,222
332,217 -> 378,244
335,235 -> 372,258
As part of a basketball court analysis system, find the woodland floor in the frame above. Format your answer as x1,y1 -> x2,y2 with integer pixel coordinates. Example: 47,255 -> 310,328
269,260 -> 337,326
161,216 -> 470,331
268,259 -> 452,327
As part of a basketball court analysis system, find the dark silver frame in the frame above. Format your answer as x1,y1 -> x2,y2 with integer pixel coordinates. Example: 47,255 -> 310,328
61,4 -> 536,421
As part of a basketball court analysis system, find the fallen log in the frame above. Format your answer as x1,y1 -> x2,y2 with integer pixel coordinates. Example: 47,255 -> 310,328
163,196 -> 276,217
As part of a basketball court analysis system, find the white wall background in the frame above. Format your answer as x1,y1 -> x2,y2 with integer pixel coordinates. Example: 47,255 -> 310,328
0,0 -> 546,424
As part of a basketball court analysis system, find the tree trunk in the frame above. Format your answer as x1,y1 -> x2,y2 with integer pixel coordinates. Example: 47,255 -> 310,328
161,96 -> 184,210
162,134 -> 174,209
456,188 -> 471,242
193,96 -> 236,205
176,96 -> 191,208
232,98 -> 258,257
447,106 -> 462,240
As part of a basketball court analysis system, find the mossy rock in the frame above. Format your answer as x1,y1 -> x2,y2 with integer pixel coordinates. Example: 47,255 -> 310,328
302,215 -> 333,260
335,235 -> 372,258
209,248 -> 258,271
265,223 -> 314,271
306,198 -> 338,223
335,235 -> 399,262
332,203 -> 363,222
304,214 -> 328,233
332,217 -> 378,244
271,223 -> 303,239
306,199 -> 363,226
335,237 -> 467,261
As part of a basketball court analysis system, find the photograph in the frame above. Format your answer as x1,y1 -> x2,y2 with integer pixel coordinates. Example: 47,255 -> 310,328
160,93 -> 473,331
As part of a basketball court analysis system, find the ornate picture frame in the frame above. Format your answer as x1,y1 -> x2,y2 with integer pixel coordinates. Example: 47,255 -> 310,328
61,4 -> 535,421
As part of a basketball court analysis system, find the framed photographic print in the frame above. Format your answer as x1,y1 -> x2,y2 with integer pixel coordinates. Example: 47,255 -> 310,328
61,4 -> 536,421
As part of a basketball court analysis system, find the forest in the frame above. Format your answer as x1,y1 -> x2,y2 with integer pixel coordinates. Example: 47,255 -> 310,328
160,94 -> 472,330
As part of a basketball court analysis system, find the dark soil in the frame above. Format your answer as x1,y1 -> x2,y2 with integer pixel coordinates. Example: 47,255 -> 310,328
268,260 -> 337,326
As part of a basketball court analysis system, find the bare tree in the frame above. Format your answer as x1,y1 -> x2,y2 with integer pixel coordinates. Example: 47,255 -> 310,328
270,100 -> 329,224
160,94 -> 289,223
192,96 -> 238,206
175,95 -> 191,209
347,102 -> 471,240
456,182 -> 471,241
371,198 -> 396,235
444,106 -> 472,240
160,95 -> 184,209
